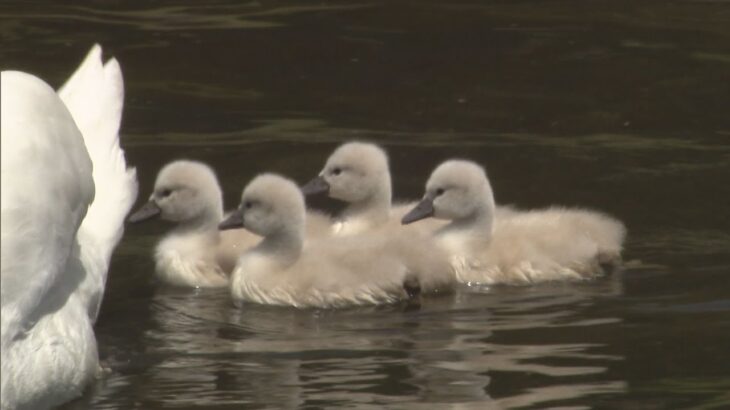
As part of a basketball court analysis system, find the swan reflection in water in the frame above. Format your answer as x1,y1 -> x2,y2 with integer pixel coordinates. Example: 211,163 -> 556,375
84,270 -> 626,409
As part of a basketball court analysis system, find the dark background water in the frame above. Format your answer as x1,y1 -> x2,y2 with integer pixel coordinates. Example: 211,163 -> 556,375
2,1 -> 730,409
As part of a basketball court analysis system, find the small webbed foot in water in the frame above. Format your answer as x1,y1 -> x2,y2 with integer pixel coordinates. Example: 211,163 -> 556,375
403,274 -> 422,310
403,274 -> 421,299
597,252 -> 623,274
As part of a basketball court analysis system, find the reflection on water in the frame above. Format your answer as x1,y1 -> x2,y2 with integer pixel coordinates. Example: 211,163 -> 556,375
4,0 -> 729,408
65,276 -> 628,409
0,3 -> 372,32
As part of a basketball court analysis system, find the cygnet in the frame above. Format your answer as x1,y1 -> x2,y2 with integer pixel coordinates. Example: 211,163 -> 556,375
129,161 -> 332,288
220,173 -> 454,308
402,160 -> 626,285
301,141 -> 443,235
129,160 -> 256,287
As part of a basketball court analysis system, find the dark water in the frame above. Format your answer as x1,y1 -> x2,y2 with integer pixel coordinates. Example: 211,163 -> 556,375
3,1 -> 730,408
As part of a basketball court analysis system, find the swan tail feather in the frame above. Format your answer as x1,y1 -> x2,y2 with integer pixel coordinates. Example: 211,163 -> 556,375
58,44 -> 139,259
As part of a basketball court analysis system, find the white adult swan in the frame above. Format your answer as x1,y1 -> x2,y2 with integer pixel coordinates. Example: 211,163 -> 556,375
402,160 -> 625,284
219,174 -> 454,308
301,141 -> 444,235
1,45 -> 137,409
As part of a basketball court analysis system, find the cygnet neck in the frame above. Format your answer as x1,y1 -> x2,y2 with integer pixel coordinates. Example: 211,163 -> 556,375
441,192 -> 496,240
256,223 -> 304,266
343,177 -> 392,226
173,208 -> 224,239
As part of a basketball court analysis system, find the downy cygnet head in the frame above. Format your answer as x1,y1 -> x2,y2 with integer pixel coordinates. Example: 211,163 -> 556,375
128,160 -> 223,226
402,160 -> 495,224
219,173 -> 305,237
301,142 -> 391,205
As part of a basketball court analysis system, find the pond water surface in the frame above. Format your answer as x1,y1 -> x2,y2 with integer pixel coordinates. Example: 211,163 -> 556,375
2,1 -> 730,409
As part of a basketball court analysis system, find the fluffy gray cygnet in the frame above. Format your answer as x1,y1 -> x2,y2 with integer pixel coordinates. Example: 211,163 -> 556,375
221,173 -> 454,308
130,160 -> 331,288
301,141 -> 443,236
403,160 -> 626,285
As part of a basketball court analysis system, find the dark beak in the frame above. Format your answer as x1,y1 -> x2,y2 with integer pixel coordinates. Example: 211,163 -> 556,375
301,175 -> 330,196
219,209 -> 244,231
401,194 -> 435,225
128,201 -> 161,223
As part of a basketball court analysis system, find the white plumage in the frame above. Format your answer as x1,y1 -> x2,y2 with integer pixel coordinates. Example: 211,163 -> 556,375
222,174 -> 454,308
403,160 -> 625,285
1,45 -> 137,409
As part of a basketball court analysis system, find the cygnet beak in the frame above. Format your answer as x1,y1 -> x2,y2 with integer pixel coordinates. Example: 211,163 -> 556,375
401,194 -> 435,225
301,176 -> 330,196
219,209 -> 244,231
128,201 -> 162,223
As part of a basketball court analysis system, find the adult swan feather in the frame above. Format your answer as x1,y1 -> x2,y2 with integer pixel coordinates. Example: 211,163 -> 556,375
0,45 -> 138,409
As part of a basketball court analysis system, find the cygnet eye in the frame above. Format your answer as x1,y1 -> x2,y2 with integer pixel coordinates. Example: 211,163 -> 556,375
331,167 -> 342,176
160,188 -> 173,198
435,188 -> 445,196
243,200 -> 258,210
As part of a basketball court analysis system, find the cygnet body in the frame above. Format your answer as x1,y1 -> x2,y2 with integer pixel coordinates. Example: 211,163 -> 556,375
129,161 -> 258,287
403,160 -> 626,285
301,142 -> 442,235
221,174 -> 454,308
